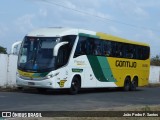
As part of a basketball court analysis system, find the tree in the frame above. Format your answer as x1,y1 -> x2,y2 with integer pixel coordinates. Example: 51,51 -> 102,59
151,55 -> 160,66
0,46 -> 7,54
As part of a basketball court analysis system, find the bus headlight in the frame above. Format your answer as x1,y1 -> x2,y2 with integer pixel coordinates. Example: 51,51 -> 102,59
46,72 -> 59,79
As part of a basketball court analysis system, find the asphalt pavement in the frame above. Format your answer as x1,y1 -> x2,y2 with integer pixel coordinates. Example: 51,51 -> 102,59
0,87 -> 160,111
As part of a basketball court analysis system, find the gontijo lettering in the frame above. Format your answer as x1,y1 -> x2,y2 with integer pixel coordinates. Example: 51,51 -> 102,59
115,60 -> 137,68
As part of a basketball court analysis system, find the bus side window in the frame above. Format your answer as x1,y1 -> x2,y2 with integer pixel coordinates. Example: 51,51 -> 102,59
128,45 -> 134,59
103,40 -> 111,57
93,39 -> 102,56
145,47 -> 150,59
142,46 -> 150,60
115,42 -> 123,57
135,46 -> 150,60
111,42 -> 116,57
87,38 -> 94,55
123,44 -> 133,59
136,46 -> 143,60
74,36 -> 87,57
132,45 -> 136,59
56,35 -> 76,68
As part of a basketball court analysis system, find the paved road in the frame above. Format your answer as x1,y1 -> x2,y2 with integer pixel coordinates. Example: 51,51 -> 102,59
0,87 -> 160,111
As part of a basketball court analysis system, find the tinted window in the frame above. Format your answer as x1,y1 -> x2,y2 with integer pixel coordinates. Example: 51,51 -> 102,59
74,35 -> 150,60
74,36 -> 88,57
56,35 -> 76,68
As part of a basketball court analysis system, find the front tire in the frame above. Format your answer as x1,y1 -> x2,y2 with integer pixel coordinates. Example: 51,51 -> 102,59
69,77 -> 80,95
130,78 -> 138,91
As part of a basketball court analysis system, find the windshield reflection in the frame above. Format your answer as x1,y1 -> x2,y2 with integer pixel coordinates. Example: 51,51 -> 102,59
18,37 -> 60,72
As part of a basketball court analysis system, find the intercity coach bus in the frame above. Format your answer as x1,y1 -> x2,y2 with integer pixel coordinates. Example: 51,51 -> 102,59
16,27 -> 150,94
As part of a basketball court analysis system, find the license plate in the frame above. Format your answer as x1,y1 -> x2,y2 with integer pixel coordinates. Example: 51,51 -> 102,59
28,82 -> 35,85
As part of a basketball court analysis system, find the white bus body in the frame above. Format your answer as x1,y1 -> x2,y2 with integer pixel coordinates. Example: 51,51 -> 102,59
16,27 -> 150,94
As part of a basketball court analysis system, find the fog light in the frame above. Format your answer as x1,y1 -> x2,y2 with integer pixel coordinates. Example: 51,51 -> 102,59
48,82 -> 52,85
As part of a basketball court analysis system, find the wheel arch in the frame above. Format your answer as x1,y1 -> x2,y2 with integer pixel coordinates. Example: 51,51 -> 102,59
124,75 -> 131,83
71,74 -> 81,87
123,75 -> 132,91
132,75 -> 139,87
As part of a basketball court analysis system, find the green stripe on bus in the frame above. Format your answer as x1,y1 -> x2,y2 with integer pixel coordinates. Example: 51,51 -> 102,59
72,68 -> 83,73
87,55 -> 116,82
97,56 -> 116,82
87,55 -> 106,81
79,33 -> 100,39
32,72 -> 49,78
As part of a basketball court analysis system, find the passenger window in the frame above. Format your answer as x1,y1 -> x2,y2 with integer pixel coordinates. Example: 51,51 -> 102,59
103,41 -> 112,57
56,35 -> 76,68
93,39 -> 102,56
74,36 -> 87,57
115,43 -> 123,57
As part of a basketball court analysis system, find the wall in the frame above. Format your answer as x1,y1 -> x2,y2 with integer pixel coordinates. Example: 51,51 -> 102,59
149,66 -> 160,83
7,55 -> 18,86
0,54 -> 8,87
0,54 -> 160,88
0,54 -> 18,88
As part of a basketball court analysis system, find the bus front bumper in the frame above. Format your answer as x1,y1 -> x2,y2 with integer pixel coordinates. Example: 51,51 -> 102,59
16,76 -> 56,89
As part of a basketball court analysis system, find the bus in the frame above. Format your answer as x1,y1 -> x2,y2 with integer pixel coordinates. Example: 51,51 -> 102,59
16,27 -> 150,94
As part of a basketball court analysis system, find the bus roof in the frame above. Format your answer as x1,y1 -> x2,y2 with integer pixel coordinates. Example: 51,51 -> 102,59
27,27 -> 96,37
96,32 -> 149,46
27,27 -> 149,47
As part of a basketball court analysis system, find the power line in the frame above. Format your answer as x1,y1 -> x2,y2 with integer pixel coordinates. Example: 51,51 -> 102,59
36,0 -> 159,32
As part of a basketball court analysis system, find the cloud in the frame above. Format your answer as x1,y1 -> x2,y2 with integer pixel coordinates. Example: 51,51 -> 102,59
14,14 -> 35,32
71,0 -> 102,9
39,8 -> 48,17
134,29 -> 159,56
36,0 -> 113,27
1,0 -> 158,56
120,0 -> 149,18
158,23 -> 160,27
134,7 -> 148,17
103,0 -> 149,19
87,8 -> 112,19
0,24 -> 8,36
108,26 -> 121,34
137,0 -> 160,8
63,1 -> 76,9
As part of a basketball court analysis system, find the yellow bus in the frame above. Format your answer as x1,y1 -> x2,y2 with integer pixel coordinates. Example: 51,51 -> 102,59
16,28 -> 150,94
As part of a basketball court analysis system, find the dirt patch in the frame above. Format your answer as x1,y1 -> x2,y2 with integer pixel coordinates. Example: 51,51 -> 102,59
0,87 -> 18,92
147,83 -> 160,87
5,105 -> 160,120
93,104 -> 160,111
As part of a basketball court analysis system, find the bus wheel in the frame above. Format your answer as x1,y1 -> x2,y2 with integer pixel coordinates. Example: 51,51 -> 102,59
69,77 -> 80,95
123,77 -> 131,91
130,77 -> 138,91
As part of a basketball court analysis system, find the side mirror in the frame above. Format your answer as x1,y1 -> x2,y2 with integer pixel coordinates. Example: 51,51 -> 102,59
11,41 -> 22,55
53,42 -> 69,56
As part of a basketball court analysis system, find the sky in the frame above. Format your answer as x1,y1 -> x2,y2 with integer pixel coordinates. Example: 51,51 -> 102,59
0,0 -> 159,57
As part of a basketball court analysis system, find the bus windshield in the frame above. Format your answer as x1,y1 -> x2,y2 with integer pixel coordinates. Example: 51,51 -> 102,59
18,37 -> 60,72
